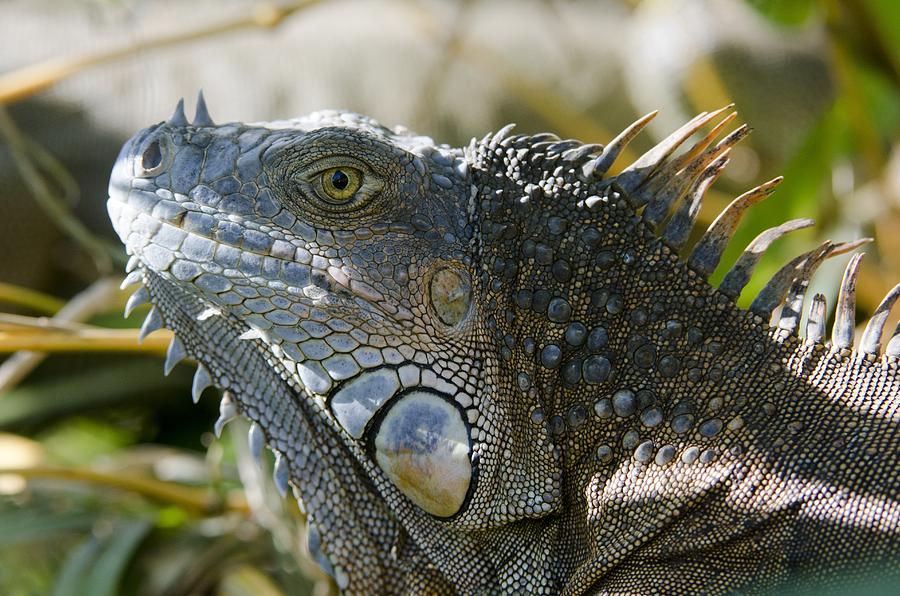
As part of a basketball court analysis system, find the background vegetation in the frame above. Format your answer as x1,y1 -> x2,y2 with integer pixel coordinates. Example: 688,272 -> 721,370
1,0 -> 899,594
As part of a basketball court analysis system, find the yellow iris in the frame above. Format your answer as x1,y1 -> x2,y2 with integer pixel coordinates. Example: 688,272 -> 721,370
320,167 -> 362,202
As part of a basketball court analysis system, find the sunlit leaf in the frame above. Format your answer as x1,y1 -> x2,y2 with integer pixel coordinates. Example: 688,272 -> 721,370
219,564 -> 286,596
744,0 -> 815,26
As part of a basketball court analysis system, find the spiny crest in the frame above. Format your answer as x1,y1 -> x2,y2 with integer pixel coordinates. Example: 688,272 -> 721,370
582,107 -> 900,361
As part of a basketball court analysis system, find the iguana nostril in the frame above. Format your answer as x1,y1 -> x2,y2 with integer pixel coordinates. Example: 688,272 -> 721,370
141,140 -> 163,172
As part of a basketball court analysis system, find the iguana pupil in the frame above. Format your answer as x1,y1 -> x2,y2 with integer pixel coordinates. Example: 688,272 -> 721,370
330,169 -> 349,190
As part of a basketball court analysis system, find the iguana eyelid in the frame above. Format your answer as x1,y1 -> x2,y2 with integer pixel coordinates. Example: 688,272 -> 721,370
298,155 -> 371,182
295,158 -> 384,210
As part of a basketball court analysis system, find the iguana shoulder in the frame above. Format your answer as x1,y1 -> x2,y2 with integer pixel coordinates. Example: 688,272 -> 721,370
107,95 -> 900,594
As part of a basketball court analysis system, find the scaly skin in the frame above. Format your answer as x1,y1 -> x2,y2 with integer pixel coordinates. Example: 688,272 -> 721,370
107,97 -> 900,594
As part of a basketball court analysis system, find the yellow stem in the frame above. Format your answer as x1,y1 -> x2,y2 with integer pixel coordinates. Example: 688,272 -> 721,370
0,283 -> 65,315
0,327 -> 171,355
0,0 -> 323,105
0,465 -> 249,514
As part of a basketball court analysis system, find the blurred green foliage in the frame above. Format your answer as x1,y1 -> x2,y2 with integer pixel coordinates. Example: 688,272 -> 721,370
1,0 -> 899,594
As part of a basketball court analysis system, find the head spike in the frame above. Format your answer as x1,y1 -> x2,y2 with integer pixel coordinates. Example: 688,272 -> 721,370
119,270 -> 143,290
164,336 -> 187,376
546,139 -> 581,154
637,123 -> 748,222
669,111 -> 739,172
193,90 -> 214,127
688,124 -> 750,175
828,237 -> 873,258
832,253 -> 865,350
214,392 -> 238,437
489,123 -> 516,148
616,106 -> 734,197
886,323 -> 900,359
860,283 -> 900,355
775,239 -> 873,334
249,422 -> 265,465
167,98 -> 188,127
192,363 -> 213,403
125,255 -> 141,273
777,242 -> 846,334
138,307 -> 163,342
273,451 -> 290,497
124,286 -> 149,318
562,143 -> 602,163
749,241 -> 831,320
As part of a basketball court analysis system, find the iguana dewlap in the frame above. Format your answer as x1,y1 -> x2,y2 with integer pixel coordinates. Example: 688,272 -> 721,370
107,95 -> 900,594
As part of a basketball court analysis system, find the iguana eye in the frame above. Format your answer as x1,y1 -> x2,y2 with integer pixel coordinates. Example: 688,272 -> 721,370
320,167 -> 362,202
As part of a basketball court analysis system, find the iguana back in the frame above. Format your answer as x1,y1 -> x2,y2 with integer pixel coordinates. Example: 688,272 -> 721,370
107,97 -> 900,594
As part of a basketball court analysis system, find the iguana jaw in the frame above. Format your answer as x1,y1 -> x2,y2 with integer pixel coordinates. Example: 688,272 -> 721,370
135,266 -> 409,592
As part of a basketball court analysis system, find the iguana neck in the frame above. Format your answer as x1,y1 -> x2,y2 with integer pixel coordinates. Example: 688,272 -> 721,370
473,137 -> 897,587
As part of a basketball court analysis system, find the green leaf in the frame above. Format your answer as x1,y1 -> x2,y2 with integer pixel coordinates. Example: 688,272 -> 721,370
0,359 -> 189,432
710,101 -> 846,306
744,0 -> 815,26
861,0 -> 900,76
0,507 -> 95,546
50,536 -> 104,596
49,520 -> 151,596
82,520 -> 152,596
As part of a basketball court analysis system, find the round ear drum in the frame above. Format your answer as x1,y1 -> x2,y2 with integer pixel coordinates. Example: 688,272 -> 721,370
371,390 -> 473,518
428,266 -> 472,328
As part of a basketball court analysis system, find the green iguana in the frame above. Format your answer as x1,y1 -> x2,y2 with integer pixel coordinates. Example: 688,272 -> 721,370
107,94 -> 900,594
